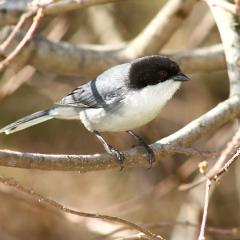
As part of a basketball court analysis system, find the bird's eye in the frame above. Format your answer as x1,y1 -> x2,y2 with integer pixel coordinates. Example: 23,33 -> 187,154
159,70 -> 168,78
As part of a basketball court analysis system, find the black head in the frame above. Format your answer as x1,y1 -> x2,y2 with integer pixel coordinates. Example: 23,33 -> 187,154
128,55 -> 189,89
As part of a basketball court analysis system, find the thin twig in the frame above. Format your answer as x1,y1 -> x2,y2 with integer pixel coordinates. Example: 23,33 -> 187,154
212,148 -> 240,181
0,11 -> 34,54
99,221 -> 240,240
198,179 -> 211,240
0,7 -> 44,71
179,127 -> 240,190
0,0 -> 198,77
0,175 -> 164,240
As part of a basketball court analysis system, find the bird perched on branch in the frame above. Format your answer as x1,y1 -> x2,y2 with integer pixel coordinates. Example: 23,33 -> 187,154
0,55 -> 189,168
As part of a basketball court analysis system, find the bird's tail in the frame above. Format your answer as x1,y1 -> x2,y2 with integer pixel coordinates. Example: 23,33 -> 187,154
0,109 -> 53,135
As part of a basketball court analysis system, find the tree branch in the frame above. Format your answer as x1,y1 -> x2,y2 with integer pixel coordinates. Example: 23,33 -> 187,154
207,0 -> 240,96
0,0 -> 128,26
0,0 -> 197,77
178,0 -> 240,191
0,95 -> 239,172
0,26 -> 226,76
0,175 -> 164,240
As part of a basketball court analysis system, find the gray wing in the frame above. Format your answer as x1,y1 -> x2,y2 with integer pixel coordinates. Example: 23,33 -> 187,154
56,63 -> 130,109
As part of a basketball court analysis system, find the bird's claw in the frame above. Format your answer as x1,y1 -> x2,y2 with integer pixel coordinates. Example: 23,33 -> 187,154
108,145 -> 125,170
137,140 -> 155,168
144,145 -> 156,169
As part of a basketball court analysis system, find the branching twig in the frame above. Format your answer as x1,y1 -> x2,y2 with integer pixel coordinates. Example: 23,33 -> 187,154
0,7 -> 44,71
0,0 -> 197,77
212,147 -> 240,181
179,127 -> 240,190
0,175 -> 164,240
0,11 -> 34,54
179,0 -> 240,191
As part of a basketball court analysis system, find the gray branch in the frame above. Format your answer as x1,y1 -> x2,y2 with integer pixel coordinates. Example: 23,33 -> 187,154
0,0 -> 198,77
0,26 -> 225,77
0,95 -> 239,172
1,0 -> 239,172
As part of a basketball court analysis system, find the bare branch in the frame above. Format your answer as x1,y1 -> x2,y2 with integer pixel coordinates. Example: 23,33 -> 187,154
0,96 -> 239,172
0,7 -> 44,71
0,25 -> 226,76
0,11 -> 34,54
198,179 -> 211,240
0,0 -> 128,26
207,0 -> 240,96
0,175 -> 164,240
179,127 -> 240,190
0,0 -> 197,76
122,0 -> 197,57
179,0 -> 240,191
212,147 -> 240,181
168,44 -> 225,74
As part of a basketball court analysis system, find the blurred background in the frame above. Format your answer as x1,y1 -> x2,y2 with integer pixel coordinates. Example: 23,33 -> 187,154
0,0 -> 239,239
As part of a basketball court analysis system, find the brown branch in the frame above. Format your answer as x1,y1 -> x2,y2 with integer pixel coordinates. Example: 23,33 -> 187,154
0,145 -> 216,172
212,147 -> 240,181
101,221 -> 240,239
0,7 -> 44,71
0,11 -> 34,54
0,175 -> 164,240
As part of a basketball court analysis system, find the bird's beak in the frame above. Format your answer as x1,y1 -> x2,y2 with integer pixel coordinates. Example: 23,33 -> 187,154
173,72 -> 190,82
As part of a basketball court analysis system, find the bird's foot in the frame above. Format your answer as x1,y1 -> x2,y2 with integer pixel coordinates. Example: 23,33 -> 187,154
107,145 -> 125,170
138,140 -> 155,169
94,130 -> 125,170
127,131 -> 155,168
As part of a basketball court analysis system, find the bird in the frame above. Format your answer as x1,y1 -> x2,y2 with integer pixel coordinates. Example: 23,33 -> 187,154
0,55 -> 189,168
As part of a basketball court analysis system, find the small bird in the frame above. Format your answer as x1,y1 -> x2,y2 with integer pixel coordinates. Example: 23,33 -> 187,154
0,55 -> 189,167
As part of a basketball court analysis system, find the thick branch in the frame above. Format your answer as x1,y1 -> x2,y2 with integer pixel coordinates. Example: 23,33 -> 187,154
178,0 -> 240,192
0,27 -> 225,76
0,96 -> 239,172
122,0 -> 197,57
168,44 -> 225,73
208,0 -> 240,96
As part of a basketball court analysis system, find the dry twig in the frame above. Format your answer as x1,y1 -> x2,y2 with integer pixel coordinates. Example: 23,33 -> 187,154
0,11 -> 34,54
198,179 -> 211,240
0,175 -> 164,240
0,7 -> 44,71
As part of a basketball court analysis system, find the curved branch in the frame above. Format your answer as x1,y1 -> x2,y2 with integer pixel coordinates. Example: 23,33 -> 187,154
168,44 -> 225,73
0,96 -> 239,172
0,175 -> 164,240
178,0 -> 240,191
0,26 -> 225,76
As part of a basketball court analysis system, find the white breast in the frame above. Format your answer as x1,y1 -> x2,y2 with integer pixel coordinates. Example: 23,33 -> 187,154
80,80 -> 181,132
